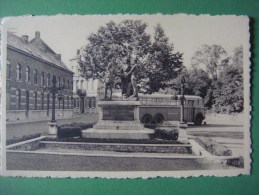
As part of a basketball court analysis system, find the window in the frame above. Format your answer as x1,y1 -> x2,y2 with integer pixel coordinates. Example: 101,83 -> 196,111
71,97 -> 73,108
7,61 -> 11,80
41,93 -> 44,110
71,81 -> 73,91
88,97 -> 91,108
16,89 -> 21,110
41,72 -> 45,86
34,69 -> 38,84
81,80 -> 84,89
76,80 -> 79,91
67,80 -> 70,90
92,97 -> 96,108
63,78 -> 66,88
47,73 -> 50,86
67,96 -> 69,108
91,79 -> 94,90
58,76 -> 61,87
73,98 -> 76,108
16,64 -> 21,81
26,66 -> 31,83
76,98 -> 79,108
34,92 -> 37,110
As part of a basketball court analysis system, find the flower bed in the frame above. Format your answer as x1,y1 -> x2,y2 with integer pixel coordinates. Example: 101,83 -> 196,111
195,136 -> 232,156
57,122 -> 94,138
43,137 -> 182,145
151,123 -> 179,140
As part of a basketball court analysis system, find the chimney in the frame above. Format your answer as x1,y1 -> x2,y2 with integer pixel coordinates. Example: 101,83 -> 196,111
77,49 -> 80,55
21,35 -> 29,43
35,31 -> 40,38
56,54 -> 61,60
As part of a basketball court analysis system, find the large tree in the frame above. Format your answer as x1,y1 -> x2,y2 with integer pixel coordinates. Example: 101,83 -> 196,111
78,20 -> 183,94
78,20 -> 151,82
191,44 -> 229,80
144,24 -> 183,93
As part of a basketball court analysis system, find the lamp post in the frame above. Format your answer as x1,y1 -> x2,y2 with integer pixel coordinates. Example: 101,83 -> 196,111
180,76 -> 186,124
178,75 -> 188,143
45,75 -> 65,137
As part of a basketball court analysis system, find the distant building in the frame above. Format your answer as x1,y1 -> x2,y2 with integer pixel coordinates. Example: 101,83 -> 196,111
6,31 -> 74,123
70,50 -> 98,113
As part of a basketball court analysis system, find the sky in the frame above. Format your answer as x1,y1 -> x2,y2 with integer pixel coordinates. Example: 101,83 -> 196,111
2,14 -> 249,69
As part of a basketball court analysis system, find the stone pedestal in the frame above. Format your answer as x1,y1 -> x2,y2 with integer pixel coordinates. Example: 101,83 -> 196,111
82,101 -> 154,139
178,122 -> 189,143
48,121 -> 58,138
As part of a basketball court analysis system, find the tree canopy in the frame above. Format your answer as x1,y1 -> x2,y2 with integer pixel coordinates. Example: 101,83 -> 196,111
78,20 -> 183,94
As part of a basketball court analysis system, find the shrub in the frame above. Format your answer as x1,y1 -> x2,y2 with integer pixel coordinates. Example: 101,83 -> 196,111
57,126 -> 82,138
57,122 -> 94,138
153,127 -> 179,140
7,133 -> 41,145
195,136 -> 232,156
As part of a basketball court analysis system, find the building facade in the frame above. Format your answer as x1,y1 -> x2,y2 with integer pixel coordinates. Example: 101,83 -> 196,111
70,50 -> 98,113
6,31 -> 74,123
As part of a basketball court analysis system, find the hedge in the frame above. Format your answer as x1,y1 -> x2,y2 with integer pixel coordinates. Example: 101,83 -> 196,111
195,136 -> 232,156
57,122 -> 94,138
152,126 -> 179,140
43,137 -> 181,144
6,133 -> 41,145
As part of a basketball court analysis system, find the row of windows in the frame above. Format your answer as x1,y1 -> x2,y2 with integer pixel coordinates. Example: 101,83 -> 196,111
73,97 -> 96,109
75,79 -> 95,91
7,63 -> 73,90
15,89 -> 73,110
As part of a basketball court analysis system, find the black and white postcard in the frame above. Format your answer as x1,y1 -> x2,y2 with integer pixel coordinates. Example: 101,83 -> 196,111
0,14 -> 251,178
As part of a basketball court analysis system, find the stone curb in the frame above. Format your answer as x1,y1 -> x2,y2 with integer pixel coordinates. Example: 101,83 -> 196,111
6,149 -> 204,159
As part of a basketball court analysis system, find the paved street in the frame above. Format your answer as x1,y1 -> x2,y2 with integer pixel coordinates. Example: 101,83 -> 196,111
187,113 -> 244,156
6,113 -> 98,139
6,113 -> 245,171
7,113 -> 245,158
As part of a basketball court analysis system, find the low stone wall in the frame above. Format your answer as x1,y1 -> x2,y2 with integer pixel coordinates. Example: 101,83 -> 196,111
7,136 -> 45,151
40,141 -> 192,154
189,139 -> 243,167
7,109 -> 73,123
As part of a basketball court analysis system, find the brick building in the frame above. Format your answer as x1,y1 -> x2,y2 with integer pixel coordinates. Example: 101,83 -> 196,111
70,50 -> 98,113
6,31 -> 74,123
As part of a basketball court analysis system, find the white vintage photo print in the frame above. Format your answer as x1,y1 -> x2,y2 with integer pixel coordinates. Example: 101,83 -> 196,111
0,14 -> 251,178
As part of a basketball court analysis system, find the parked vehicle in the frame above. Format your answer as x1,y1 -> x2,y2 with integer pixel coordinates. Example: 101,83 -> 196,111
138,93 -> 205,125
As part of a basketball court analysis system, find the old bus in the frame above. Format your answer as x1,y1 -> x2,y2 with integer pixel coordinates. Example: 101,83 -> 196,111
138,94 -> 205,125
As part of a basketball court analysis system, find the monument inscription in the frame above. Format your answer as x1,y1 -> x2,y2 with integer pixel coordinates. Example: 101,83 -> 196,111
102,105 -> 134,121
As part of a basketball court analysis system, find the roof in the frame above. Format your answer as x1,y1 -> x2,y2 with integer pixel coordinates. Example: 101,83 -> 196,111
7,32 -> 72,73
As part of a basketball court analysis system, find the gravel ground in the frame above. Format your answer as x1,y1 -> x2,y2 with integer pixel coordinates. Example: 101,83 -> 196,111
6,113 -> 98,139
6,152 -> 232,171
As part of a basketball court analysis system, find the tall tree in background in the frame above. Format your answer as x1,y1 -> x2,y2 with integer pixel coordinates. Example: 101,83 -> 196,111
145,24 -> 183,92
220,46 -> 243,112
169,67 -> 212,107
191,44 -> 229,80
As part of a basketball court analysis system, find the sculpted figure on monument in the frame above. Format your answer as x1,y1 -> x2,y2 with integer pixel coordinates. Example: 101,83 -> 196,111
120,58 -> 139,100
